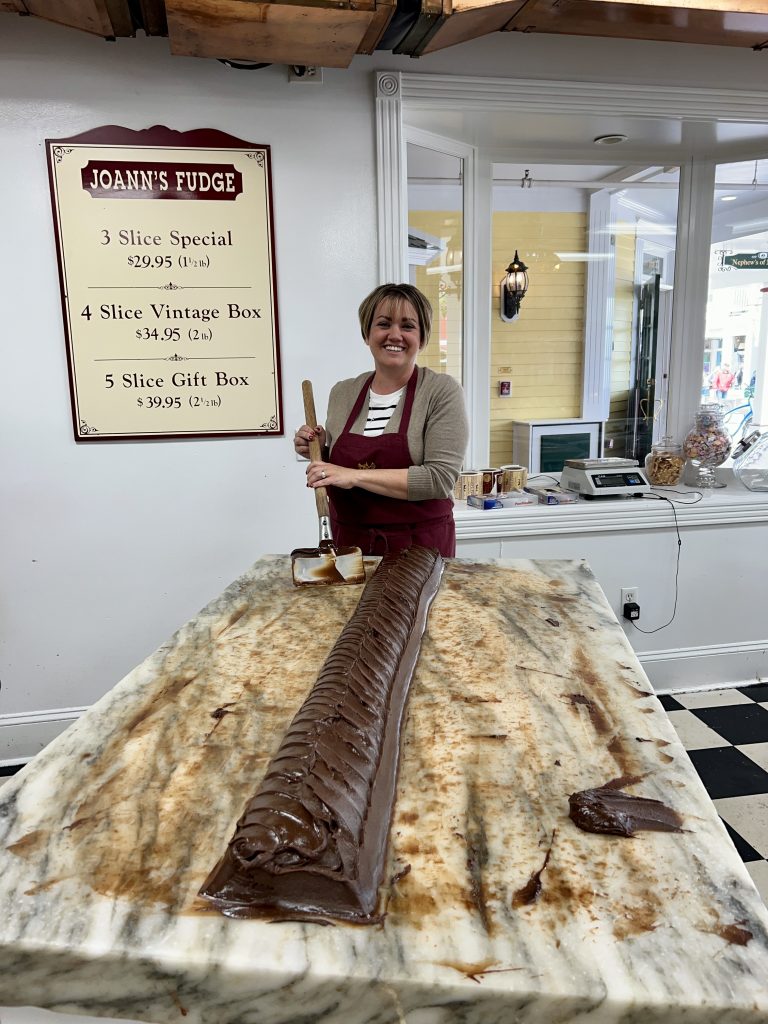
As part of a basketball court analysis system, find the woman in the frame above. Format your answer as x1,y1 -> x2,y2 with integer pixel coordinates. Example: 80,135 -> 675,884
293,283 -> 468,557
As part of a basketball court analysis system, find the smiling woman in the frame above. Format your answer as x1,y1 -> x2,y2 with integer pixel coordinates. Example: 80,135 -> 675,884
293,283 -> 469,557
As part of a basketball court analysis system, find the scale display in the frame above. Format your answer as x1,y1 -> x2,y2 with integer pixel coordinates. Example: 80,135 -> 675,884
593,472 -> 646,488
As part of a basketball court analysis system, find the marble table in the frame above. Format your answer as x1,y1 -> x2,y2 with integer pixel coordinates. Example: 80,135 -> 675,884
1,556 -> 767,1024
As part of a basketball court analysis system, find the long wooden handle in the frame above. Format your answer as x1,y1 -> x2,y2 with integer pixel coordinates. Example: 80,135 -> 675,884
302,379 -> 330,518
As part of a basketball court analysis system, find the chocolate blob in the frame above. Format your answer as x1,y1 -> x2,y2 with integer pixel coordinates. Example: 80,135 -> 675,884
569,780 -> 684,837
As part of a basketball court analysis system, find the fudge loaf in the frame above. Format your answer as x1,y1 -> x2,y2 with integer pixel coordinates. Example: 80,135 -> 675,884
199,545 -> 444,921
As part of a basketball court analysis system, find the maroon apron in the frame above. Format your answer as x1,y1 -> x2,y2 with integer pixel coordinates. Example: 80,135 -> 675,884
328,371 -> 455,557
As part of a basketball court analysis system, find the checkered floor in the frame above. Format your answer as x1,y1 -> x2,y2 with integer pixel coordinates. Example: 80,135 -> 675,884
659,682 -> 768,905
2,683 -> 768,906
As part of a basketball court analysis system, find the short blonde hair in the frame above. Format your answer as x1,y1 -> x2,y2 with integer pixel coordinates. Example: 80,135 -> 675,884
358,284 -> 432,350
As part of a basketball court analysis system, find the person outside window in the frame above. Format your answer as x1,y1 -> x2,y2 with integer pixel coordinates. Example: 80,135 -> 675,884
713,364 -> 736,400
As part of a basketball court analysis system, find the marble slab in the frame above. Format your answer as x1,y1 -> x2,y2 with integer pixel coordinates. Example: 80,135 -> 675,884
1,556 -> 767,1024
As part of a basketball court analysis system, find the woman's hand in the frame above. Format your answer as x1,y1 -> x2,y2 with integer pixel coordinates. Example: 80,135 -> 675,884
294,424 -> 326,459
306,460 -> 359,490
306,462 -> 409,498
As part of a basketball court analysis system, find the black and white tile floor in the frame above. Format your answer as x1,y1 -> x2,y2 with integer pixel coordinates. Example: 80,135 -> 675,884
2,682 -> 768,905
658,681 -> 768,905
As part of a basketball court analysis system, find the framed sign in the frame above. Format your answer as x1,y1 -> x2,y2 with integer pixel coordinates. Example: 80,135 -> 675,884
46,125 -> 283,441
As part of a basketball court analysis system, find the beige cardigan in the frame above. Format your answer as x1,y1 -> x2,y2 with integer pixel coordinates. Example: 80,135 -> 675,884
325,366 -> 468,501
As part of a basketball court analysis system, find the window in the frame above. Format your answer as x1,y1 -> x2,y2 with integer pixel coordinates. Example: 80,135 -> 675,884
703,159 -> 768,436
377,71 -> 768,465
406,142 -> 463,385
489,163 -> 678,466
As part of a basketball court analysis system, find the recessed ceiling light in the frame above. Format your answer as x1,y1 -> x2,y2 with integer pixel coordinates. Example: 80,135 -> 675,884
720,195 -> 737,202
593,134 -> 628,146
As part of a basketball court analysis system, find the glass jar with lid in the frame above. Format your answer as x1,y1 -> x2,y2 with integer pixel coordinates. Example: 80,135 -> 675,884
644,436 -> 685,487
682,404 -> 731,488
732,427 -> 768,491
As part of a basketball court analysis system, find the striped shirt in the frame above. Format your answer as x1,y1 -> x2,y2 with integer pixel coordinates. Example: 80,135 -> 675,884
363,386 -> 405,437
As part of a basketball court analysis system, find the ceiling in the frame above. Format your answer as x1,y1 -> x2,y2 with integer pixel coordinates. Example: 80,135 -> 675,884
3,0 -> 768,70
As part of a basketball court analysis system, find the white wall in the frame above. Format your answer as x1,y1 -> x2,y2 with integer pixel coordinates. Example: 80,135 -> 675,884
4,16 -> 768,761
0,19 -> 379,731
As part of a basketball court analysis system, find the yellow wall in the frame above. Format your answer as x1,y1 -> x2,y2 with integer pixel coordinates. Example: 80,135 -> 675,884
407,211 -> 463,382
490,212 -> 587,467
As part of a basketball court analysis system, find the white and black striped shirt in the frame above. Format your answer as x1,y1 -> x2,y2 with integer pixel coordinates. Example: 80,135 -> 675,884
363,386 -> 405,437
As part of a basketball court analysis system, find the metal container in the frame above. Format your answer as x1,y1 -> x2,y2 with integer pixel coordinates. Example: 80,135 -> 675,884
733,427 -> 768,491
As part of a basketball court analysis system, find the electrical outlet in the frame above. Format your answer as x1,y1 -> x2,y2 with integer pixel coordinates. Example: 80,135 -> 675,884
621,587 -> 638,606
288,65 -> 323,84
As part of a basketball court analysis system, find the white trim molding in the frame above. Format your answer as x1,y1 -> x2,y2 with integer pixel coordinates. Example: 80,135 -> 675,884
641,639 -> 768,693
0,706 -> 86,765
399,74 -> 768,123
582,190 -> 616,421
667,158 -> 717,445
376,71 -> 408,282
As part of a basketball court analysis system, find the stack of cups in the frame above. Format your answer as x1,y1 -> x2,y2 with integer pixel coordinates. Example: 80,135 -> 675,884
453,470 -> 483,500
476,465 -> 528,495
454,465 -> 528,500
497,464 -> 528,494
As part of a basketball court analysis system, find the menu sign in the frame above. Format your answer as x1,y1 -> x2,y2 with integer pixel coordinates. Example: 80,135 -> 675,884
46,126 -> 283,441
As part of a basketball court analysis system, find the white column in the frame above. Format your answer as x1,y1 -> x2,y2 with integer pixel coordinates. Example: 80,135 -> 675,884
752,290 -> 768,425
467,152 -> 491,469
582,189 -> 616,421
375,72 -> 408,283
667,158 -> 716,442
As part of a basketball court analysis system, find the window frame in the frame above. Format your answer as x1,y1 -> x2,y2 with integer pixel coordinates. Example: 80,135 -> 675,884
376,71 -> 768,463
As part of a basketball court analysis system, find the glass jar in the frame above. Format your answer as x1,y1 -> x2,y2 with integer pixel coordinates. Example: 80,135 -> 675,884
682,404 -> 731,488
644,437 -> 684,487
733,427 -> 768,491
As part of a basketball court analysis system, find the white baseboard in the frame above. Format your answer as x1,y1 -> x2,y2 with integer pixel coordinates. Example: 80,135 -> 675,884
0,706 -> 86,765
638,639 -> 768,693
2,645 -> 766,765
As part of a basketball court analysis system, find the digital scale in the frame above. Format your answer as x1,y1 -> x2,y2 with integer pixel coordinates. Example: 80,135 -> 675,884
559,458 -> 651,498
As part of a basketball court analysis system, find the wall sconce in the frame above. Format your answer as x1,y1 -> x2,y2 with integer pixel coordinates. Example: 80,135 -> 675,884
500,250 -> 529,322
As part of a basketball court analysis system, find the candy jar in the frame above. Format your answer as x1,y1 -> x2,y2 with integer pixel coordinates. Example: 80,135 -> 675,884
682,404 -> 731,488
732,427 -> 768,491
644,437 -> 684,487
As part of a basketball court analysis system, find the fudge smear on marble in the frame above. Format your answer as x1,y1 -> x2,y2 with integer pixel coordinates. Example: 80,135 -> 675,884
568,774 -> 684,837
199,546 -> 444,922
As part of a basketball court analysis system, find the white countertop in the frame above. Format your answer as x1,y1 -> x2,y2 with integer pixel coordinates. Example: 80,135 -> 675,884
454,473 -> 768,539
0,555 -> 767,1024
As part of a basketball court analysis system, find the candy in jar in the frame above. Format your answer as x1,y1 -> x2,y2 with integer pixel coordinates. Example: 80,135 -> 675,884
645,437 -> 684,486
682,404 -> 731,488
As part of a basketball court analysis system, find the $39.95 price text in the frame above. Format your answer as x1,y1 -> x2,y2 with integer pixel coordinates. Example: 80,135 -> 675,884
137,395 -> 222,409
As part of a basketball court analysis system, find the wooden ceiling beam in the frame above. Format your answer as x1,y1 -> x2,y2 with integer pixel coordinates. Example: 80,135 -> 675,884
503,0 -> 768,49
358,0 -> 396,55
587,0 -> 768,12
7,0 -> 768,58
137,0 -> 168,35
21,0 -> 135,36
420,0 -> 527,54
166,0 -> 384,68
392,0 -> 451,56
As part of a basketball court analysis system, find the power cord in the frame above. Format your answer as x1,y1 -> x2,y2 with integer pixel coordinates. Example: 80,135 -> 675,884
627,489 -> 703,633
526,473 -> 561,486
